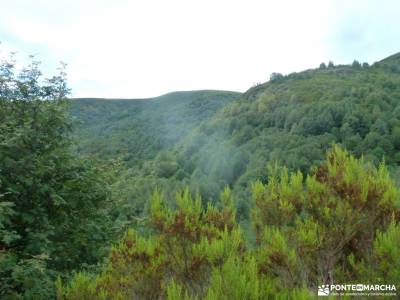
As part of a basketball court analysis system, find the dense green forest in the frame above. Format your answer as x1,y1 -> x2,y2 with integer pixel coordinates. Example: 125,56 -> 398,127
70,91 -> 241,166
70,53 -> 400,224
1,50 -> 400,299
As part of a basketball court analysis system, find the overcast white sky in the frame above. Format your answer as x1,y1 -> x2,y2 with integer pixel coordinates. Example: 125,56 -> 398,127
1,0 -> 399,98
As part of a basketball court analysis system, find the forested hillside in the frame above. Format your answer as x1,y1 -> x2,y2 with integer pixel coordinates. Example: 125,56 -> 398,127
1,50 -> 400,299
69,91 -> 241,166
70,54 -> 400,222
169,55 -> 400,217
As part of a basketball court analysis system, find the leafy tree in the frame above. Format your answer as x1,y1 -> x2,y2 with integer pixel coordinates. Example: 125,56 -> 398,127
0,53 -> 111,298
352,60 -> 361,68
270,72 -> 284,82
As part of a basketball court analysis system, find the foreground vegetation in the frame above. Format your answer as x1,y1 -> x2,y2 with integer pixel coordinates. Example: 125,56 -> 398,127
1,50 -> 400,299
0,56 -> 113,298
57,146 -> 400,299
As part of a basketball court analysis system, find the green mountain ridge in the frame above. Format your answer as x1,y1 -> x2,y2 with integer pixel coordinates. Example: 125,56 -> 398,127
70,52 -> 400,219
69,90 -> 241,165
169,54 -> 400,207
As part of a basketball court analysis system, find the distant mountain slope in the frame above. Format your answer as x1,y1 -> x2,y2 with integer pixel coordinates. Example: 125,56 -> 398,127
70,53 -> 400,218
69,90 -> 241,165
156,54 -> 400,210
378,52 -> 400,68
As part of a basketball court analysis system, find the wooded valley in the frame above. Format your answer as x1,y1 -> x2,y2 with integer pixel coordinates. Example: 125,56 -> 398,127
1,51 -> 400,299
